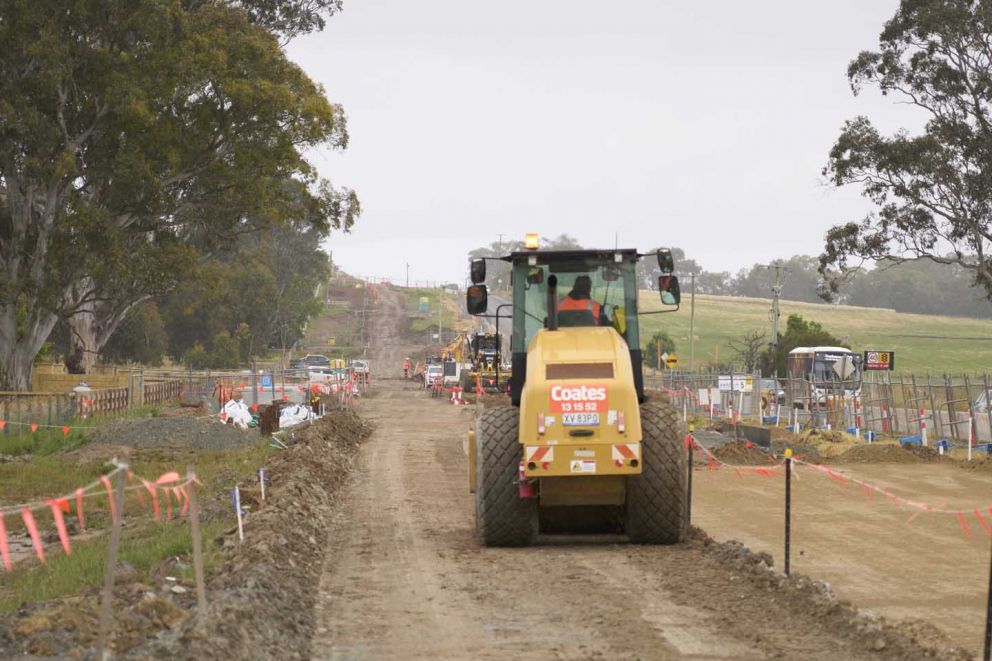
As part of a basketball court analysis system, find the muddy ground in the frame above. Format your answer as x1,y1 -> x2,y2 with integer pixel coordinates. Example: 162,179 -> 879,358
693,455 -> 992,656
310,287 -> 970,660
143,410 -> 373,659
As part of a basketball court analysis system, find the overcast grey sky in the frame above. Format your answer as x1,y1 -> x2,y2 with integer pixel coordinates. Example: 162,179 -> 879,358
287,0 -> 912,284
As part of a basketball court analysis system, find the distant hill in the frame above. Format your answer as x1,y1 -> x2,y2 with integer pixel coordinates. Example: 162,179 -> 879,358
637,292 -> 992,375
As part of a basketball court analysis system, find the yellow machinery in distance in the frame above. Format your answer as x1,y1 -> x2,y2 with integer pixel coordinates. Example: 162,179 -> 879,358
465,239 -> 685,545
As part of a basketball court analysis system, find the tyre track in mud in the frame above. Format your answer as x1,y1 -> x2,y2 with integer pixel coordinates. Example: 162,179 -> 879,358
311,287 -> 957,660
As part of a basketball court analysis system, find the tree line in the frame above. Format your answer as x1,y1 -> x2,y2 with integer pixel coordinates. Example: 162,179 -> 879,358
0,0 -> 355,389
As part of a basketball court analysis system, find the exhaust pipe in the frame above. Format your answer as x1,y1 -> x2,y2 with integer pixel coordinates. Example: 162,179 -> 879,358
547,274 -> 558,331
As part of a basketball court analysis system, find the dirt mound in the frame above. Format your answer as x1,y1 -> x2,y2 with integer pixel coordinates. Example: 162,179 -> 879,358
143,409 -> 373,659
830,443 -> 929,464
86,416 -> 256,451
687,528 -> 970,660
710,441 -> 777,465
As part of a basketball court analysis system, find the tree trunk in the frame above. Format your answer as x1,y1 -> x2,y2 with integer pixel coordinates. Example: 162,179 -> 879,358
67,307 -> 98,374
0,343 -> 37,391
0,305 -> 59,391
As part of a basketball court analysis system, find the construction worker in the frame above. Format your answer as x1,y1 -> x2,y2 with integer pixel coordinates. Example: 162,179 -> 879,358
559,275 -> 606,326
402,357 -> 410,379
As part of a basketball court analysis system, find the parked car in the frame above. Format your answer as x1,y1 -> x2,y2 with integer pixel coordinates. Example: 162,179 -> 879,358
303,354 -> 331,368
424,364 -> 444,389
289,358 -> 305,370
350,360 -> 369,375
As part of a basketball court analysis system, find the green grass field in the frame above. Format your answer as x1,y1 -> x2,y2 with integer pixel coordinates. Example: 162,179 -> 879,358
638,292 -> 992,375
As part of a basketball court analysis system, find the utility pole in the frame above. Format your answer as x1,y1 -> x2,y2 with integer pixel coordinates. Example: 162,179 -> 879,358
406,263 -> 410,288
689,272 -> 696,370
437,286 -> 443,344
769,264 -> 783,353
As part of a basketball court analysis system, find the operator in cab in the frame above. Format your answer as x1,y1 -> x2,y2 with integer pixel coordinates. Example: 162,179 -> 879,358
558,275 -> 608,326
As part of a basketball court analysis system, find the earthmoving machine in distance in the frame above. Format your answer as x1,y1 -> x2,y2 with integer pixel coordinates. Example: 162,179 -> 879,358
465,332 -> 509,392
465,235 -> 684,545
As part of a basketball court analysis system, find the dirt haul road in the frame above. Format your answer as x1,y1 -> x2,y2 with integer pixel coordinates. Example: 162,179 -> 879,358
311,288 -> 955,660
694,460 -> 992,655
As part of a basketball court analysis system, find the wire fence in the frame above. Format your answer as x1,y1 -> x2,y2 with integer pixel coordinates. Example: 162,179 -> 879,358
646,370 -> 992,447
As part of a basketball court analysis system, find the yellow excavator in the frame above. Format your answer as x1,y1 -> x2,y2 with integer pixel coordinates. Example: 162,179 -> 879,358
465,235 -> 683,546
439,334 -> 470,387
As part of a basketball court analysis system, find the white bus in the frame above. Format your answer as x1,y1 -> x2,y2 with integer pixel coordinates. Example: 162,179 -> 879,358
787,346 -> 862,408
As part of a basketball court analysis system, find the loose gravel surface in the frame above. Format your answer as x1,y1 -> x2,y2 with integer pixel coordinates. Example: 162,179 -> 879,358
87,416 -> 255,451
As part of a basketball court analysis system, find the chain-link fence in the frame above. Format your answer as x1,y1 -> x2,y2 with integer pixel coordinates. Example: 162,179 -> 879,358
645,369 -> 992,445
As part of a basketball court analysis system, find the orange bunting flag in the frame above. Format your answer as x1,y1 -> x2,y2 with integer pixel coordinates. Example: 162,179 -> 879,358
75,488 -> 85,529
62,426 -> 70,437
156,471 -> 181,485
0,512 -> 10,571
179,487 -> 190,516
250,404 -> 259,413
957,511 -> 974,539
282,395 -> 289,401
0,420 -> 5,430
47,500 -> 71,555
22,508 -> 44,563
100,475 -> 117,521
29,423 -> 38,433
277,385 -> 284,392
141,479 -> 160,520
220,411 -> 228,422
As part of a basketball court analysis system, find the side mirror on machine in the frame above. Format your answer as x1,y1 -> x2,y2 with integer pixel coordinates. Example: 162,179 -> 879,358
657,248 -> 674,274
466,284 -> 489,315
601,265 -> 620,282
526,267 -> 544,285
659,275 -> 680,306
470,259 -> 487,284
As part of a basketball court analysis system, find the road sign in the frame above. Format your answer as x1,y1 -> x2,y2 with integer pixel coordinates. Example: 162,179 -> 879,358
718,375 -> 752,392
664,353 -> 678,368
864,350 -> 895,371
832,356 -> 858,379
327,337 -> 336,346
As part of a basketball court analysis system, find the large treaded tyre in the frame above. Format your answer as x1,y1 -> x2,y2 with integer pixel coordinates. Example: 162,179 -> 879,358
475,406 -> 537,546
624,398 -> 687,544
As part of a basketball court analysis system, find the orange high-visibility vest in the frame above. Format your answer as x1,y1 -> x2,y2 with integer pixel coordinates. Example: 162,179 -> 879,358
558,296 -> 601,324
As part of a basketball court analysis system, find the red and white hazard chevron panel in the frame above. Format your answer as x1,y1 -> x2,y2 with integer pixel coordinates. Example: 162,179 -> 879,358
525,446 -> 554,462
611,444 -> 640,462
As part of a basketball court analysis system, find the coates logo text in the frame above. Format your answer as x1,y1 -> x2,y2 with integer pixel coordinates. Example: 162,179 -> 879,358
549,385 -> 607,413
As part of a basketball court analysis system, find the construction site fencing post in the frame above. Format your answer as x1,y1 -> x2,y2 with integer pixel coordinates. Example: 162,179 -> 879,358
965,374 -> 978,449
784,450 -> 792,577
96,466 -> 127,660
985,374 -> 992,446
928,374 -> 941,440
252,362 -> 258,410
686,425 -> 694,527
